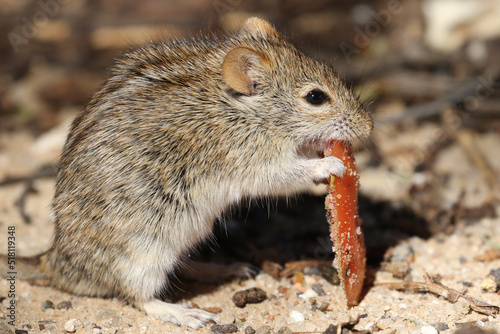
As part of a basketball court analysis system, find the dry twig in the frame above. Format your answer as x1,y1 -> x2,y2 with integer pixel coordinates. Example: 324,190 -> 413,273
454,129 -> 500,199
441,108 -> 500,201
382,78 -> 483,124
377,273 -> 499,317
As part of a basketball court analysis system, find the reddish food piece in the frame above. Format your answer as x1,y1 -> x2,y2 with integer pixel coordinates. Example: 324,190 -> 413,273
325,140 -> 366,307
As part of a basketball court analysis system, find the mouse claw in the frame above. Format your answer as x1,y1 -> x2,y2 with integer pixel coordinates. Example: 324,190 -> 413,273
227,262 -> 260,278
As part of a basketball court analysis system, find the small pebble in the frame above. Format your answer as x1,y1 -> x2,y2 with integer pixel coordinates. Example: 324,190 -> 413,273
488,268 -> 500,282
277,326 -> 292,334
318,302 -> 330,312
382,260 -> 411,279
255,325 -> 271,334
64,319 -> 81,333
56,301 -> 72,310
211,324 -> 238,334
318,263 -> 340,285
244,326 -> 256,334
323,324 -> 338,334
289,310 -> 305,322
203,306 -> 223,313
421,325 -> 438,334
481,268 -> 500,292
41,300 -> 55,311
480,277 -> 497,292
299,288 -> 318,299
431,322 -> 448,331
311,283 -> 326,296
304,275 -> 318,285
82,319 -> 93,328
377,317 -> 392,330
453,300 -> 470,316
96,308 -> 124,327
391,244 -> 414,262
14,330 -> 28,334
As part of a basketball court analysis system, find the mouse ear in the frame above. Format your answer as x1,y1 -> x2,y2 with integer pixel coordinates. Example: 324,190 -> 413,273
222,47 -> 266,95
240,17 -> 279,39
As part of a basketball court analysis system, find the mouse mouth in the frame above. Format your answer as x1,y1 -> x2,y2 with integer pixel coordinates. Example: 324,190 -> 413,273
298,138 -> 350,159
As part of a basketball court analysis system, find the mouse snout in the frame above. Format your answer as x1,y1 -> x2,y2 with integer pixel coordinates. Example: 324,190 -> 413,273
347,106 -> 373,139
360,110 -> 373,137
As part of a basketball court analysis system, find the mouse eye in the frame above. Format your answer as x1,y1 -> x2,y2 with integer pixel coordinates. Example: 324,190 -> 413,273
305,90 -> 328,105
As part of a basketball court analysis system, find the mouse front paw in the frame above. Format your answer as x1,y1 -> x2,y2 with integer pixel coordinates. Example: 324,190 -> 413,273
311,156 -> 346,181
142,300 -> 217,329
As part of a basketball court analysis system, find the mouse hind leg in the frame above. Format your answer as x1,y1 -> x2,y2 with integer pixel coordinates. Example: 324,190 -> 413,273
118,253 -> 218,328
138,259 -> 256,328
129,270 -> 218,328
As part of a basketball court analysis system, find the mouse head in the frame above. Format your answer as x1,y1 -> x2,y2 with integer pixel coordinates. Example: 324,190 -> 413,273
222,17 -> 373,148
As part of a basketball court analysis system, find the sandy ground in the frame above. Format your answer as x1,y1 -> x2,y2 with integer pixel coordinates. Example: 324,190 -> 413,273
1,217 -> 500,334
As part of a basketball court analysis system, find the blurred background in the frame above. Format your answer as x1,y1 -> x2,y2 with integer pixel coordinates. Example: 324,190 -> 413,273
1,0 -> 500,267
